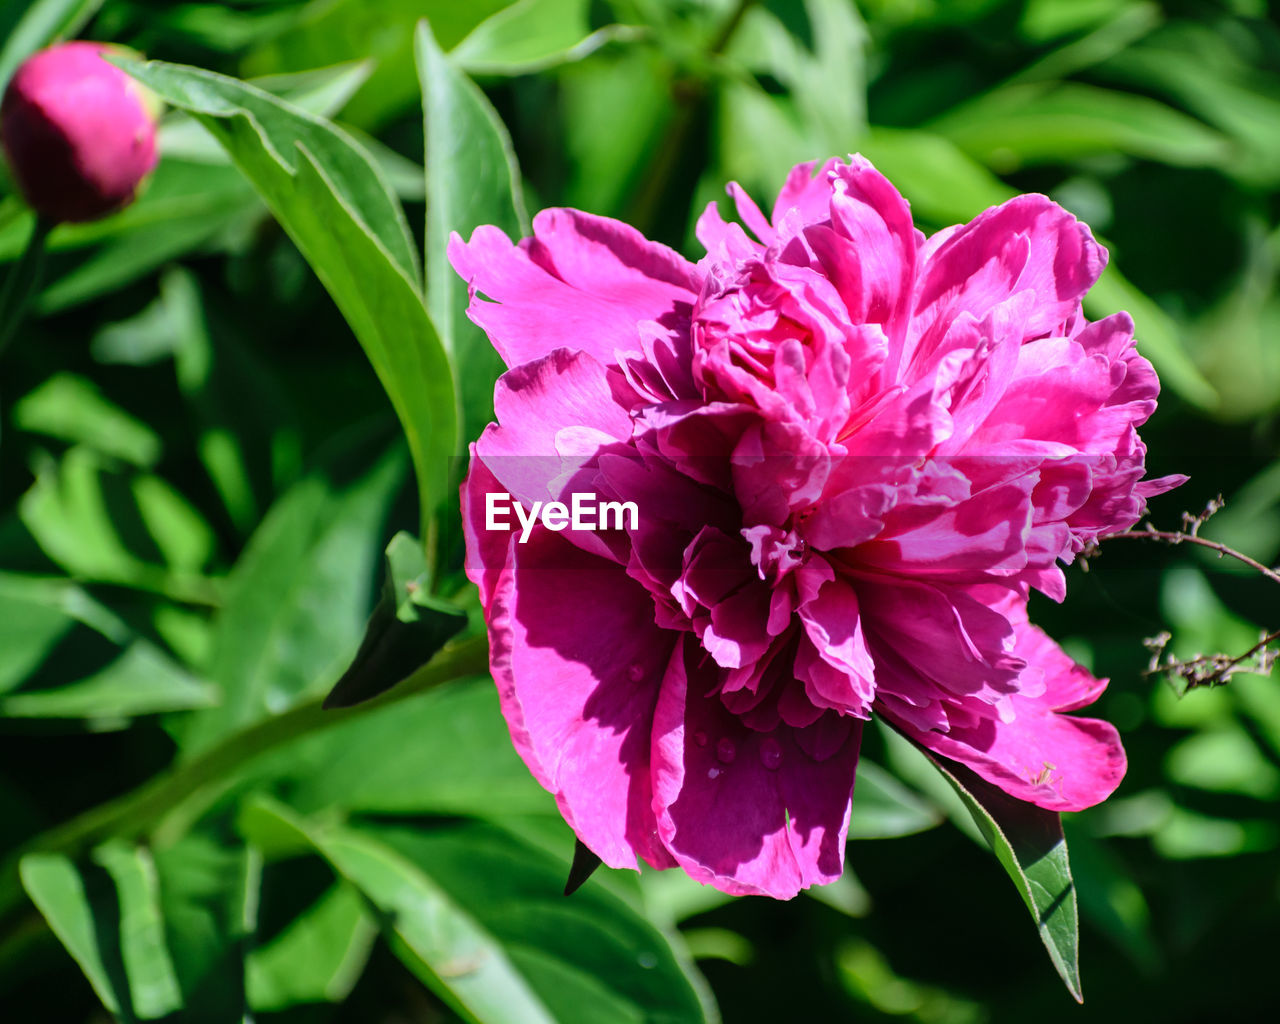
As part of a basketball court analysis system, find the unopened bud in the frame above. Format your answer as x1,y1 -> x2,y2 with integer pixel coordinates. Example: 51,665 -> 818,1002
1,42 -> 159,224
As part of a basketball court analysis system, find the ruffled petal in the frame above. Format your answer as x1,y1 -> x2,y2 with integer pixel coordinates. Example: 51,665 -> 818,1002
884,617 -> 1125,812
448,209 -> 700,370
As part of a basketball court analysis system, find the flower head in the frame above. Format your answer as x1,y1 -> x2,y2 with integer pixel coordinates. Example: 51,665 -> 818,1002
451,156 -> 1182,898
2,41 -> 159,223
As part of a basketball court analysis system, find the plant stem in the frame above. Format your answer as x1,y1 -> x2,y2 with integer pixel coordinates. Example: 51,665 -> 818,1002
625,0 -> 757,238
1102,528 -> 1280,587
0,632 -> 489,926
0,217 -> 53,359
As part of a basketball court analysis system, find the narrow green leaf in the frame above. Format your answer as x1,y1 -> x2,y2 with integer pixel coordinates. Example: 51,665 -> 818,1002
114,56 -> 458,530
451,0 -> 639,76
374,821 -> 711,1024
158,60 -> 378,164
918,749 -> 1082,1002
240,0 -> 515,129
0,642 -> 218,720
92,842 -> 184,1020
19,446 -> 221,605
417,18 -> 527,446
178,433 -> 407,753
18,853 -> 126,1017
0,0 -> 103,91
240,800 -> 711,1024
0,572 -> 218,720
0,580 -> 74,695
249,679 -> 553,821
323,531 -> 468,708
930,82 -> 1231,172
12,373 -> 162,468
239,798 -> 558,1024
20,837 -> 250,1021
149,834 -> 258,1022
246,882 -> 377,1011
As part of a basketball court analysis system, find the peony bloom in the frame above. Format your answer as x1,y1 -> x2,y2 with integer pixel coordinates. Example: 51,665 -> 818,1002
2,41 -> 159,223
450,156 -> 1182,898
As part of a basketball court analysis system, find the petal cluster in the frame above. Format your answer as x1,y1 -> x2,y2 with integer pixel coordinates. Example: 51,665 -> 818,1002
451,156 -> 1181,898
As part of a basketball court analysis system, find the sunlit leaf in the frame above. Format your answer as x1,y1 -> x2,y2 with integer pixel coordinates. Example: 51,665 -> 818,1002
452,0 -> 640,76
177,431 -> 406,753
246,882 -> 377,1011
114,56 -> 458,531
12,373 -> 162,468
417,19 -> 528,447
918,747 -> 1082,1002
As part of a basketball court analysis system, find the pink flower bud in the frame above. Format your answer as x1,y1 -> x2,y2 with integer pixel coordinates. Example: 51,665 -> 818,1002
1,41 -> 159,224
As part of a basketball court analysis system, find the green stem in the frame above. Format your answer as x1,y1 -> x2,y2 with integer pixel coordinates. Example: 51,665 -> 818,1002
0,217 -> 53,359
0,632 -> 489,926
624,0 -> 757,237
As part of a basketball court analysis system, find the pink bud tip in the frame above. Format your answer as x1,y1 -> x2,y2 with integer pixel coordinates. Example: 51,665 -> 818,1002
1,41 -> 159,224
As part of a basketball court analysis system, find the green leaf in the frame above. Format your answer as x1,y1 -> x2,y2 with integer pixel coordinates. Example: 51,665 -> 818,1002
19,446 -> 220,605
0,642 -> 217,721
12,374 -> 162,468
417,18 -> 528,446
91,842 -> 184,1020
114,56 -> 458,532
241,800 -> 710,1024
0,577 -> 75,695
158,61 -> 378,164
149,833 -> 259,1022
0,0 -> 102,91
246,882 -> 377,1011
374,821 -> 710,1024
177,432 -> 407,754
19,852 -> 130,1018
253,678 -> 553,820
323,531 -> 468,708
240,0 -> 515,129
725,0 -> 867,159
240,799 -> 558,1024
918,748 -> 1082,1002
0,572 -> 217,721
1097,23 -> 1280,187
930,82 -> 1231,173
848,759 -> 943,840
451,0 -> 640,76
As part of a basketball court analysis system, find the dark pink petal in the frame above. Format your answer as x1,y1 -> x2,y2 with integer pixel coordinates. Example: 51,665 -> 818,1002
490,527 -> 678,870
886,617 -> 1126,812
651,638 -> 861,898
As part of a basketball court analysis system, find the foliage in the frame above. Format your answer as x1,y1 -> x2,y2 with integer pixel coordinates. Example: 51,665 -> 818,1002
0,0 -> 1277,1021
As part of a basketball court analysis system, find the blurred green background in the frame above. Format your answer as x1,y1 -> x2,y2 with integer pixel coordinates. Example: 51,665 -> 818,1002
0,1 -> 1278,1021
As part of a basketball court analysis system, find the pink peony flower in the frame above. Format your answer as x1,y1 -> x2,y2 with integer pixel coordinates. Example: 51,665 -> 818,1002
2,41 -> 159,223
450,156 -> 1183,898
